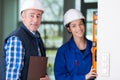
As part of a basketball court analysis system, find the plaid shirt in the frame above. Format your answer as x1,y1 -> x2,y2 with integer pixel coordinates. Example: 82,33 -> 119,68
5,36 -> 25,80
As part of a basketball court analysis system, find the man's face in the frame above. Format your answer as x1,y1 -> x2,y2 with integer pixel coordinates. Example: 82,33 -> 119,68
21,9 -> 43,32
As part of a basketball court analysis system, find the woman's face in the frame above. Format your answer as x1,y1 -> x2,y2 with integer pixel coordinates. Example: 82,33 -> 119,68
67,19 -> 85,38
21,9 -> 43,32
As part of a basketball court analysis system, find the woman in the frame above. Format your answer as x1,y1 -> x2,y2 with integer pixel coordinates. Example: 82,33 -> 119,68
54,9 -> 97,80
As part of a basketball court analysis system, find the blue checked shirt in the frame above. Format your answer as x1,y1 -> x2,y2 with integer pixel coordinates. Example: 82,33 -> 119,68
5,36 -> 25,80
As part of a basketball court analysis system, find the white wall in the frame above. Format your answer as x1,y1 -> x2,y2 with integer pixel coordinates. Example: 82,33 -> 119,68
97,0 -> 120,79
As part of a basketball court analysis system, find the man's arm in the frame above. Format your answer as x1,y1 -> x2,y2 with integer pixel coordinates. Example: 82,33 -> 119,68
5,36 -> 25,80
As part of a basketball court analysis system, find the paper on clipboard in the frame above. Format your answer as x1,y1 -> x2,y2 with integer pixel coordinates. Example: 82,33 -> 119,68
27,56 -> 48,80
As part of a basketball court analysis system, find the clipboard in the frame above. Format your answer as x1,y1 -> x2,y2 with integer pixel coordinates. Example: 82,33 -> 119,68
27,56 -> 48,80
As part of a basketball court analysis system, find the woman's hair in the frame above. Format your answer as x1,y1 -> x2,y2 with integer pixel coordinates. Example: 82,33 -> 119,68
65,19 -> 85,28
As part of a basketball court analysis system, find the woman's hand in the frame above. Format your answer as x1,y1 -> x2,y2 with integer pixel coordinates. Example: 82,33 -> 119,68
40,75 -> 49,80
85,67 -> 97,80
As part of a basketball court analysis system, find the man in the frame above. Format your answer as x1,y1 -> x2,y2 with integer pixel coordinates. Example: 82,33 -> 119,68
0,0 -> 49,80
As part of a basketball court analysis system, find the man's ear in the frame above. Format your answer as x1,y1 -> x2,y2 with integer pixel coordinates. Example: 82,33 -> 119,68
21,12 -> 25,20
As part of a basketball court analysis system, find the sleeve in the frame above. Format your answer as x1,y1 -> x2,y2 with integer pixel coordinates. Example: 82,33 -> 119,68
5,36 -> 25,80
54,48 -> 71,80
54,48 -> 86,80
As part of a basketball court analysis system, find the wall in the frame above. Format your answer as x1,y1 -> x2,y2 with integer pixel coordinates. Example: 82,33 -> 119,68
63,0 -> 75,43
0,0 -> 3,55
3,0 -> 18,39
97,0 -> 120,79
0,0 -> 18,56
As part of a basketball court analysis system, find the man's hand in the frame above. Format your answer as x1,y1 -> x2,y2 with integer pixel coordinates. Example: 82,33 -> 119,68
40,75 -> 49,80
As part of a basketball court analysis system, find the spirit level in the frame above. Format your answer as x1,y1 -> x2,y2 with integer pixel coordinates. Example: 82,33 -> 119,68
92,11 -> 97,72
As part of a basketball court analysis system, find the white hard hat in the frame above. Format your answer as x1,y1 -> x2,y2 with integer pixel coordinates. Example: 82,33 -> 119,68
64,9 -> 85,27
20,0 -> 44,13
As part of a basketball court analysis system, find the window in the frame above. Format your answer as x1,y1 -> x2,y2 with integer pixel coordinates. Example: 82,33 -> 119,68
84,0 -> 98,3
81,0 -> 98,40
86,9 -> 97,40
39,0 -> 63,79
